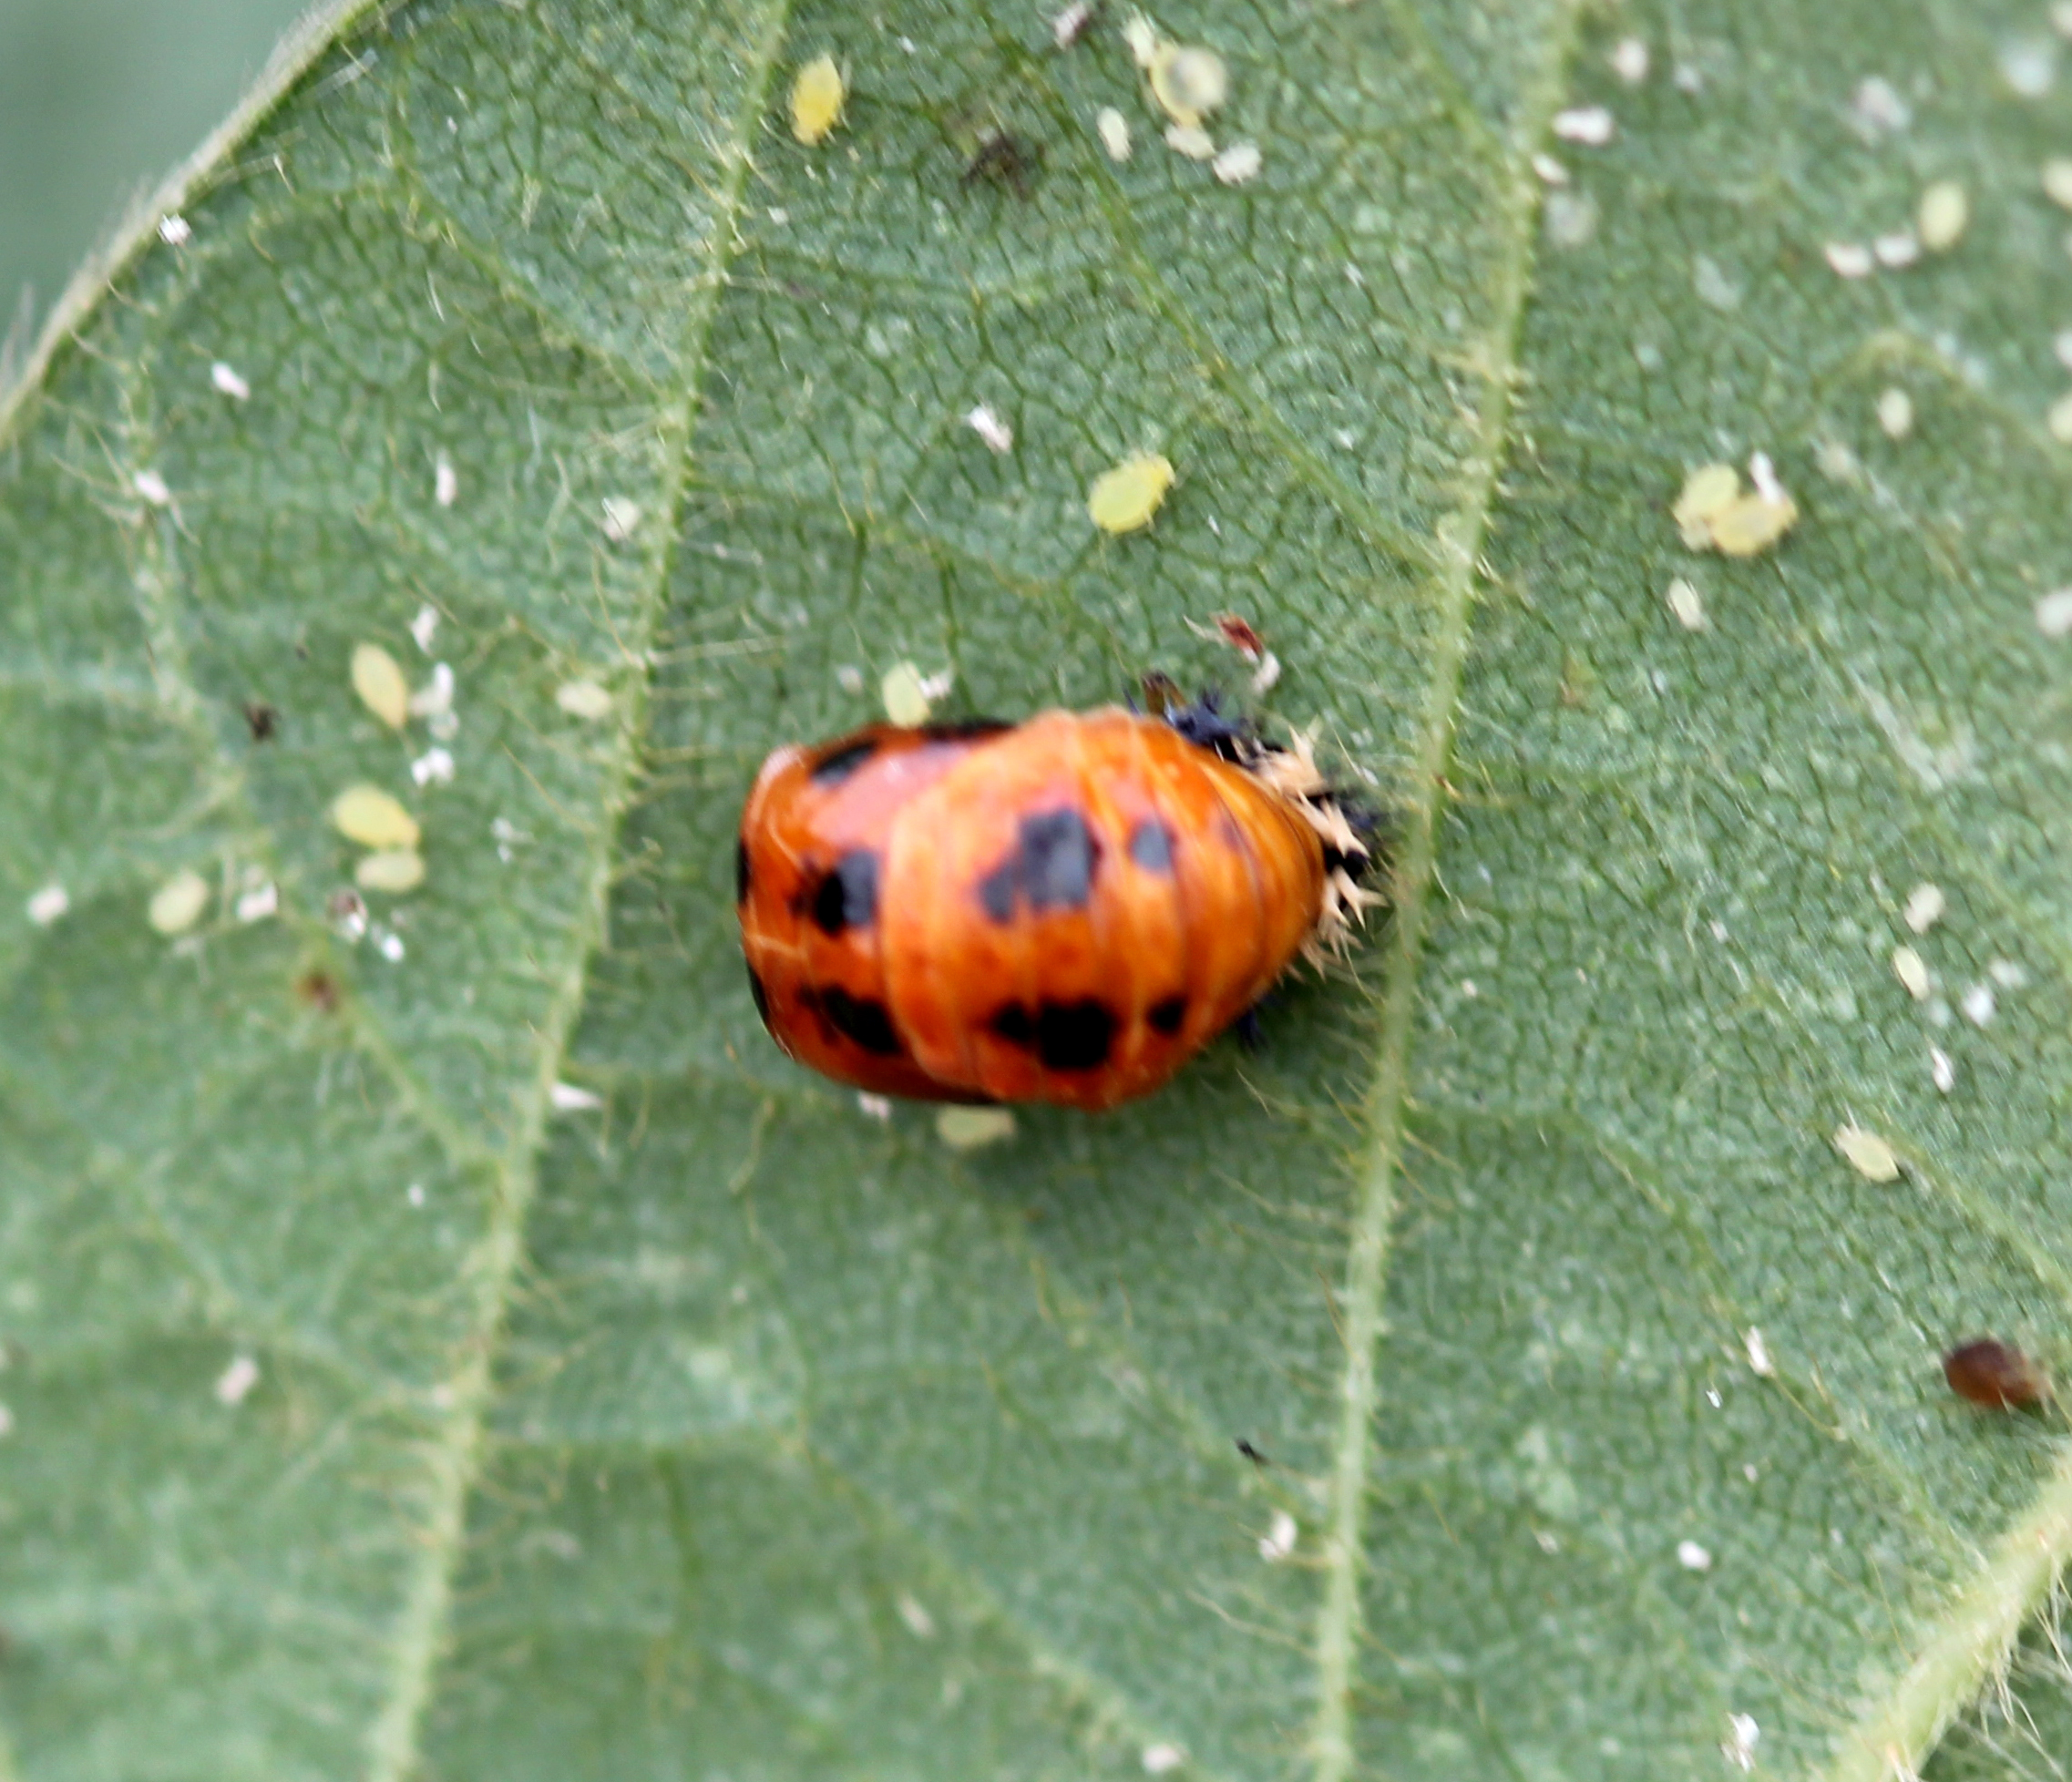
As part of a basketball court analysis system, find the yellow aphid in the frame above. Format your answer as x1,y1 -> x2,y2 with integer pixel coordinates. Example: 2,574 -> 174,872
1834,1121 -> 1902,1183
1088,453 -> 1175,533
1917,179 -> 1968,252
148,868 -> 209,935
355,848 -> 426,893
790,55 -> 845,146
555,680 -> 613,721
1149,43 -> 1228,128
937,1106 -> 1017,1149
351,642 -> 411,729
881,661 -> 932,726
332,784 -> 421,850
1672,464 -> 1740,548
1708,492 -> 1798,558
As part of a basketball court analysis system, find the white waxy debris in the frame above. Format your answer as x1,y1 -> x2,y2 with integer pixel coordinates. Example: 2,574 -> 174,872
158,213 -> 191,245
2003,36 -> 2057,97
409,605 -> 439,653
965,404 -> 1014,453
2057,331 -> 2072,370
937,1105 -> 1017,1149
1611,36 -> 1649,83
1051,0 -> 1096,48
1123,11 -> 1159,67
1903,882 -> 1946,932
1723,1713 -> 1760,1772
234,880 -> 278,924
134,468 -> 172,506
1962,982 -> 1997,1027
149,868 -> 210,935
917,668 -> 955,704
1213,140 -> 1262,185
1876,386 -> 1914,438
1149,44 -> 1228,128
1533,1529 -> 1560,1553
1164,123 -> 1216,159
549,1081 -> 604,1111
26,884 -> 68,926
210,361 -> 251,401
555,680 -> 614,721
1931,1045 -> 1955,1092
1097,106 -> 1133,161
600,496 -> 643,541
1834,1121 -> 1902,1182
328,888 -> 368,941
2036,589 -> 2072,636
1989,958 -> 2029,988
2051,393 -> 2072,444
1824,241 -> 1874,279
836,663 -> 866,694
1873,231 -> 1920,268
1676,1539 -> 1713,1572
409,661 -> 455,721
1666,579 -> 1708,630
377,930 -> 406,962
407,1182 -> 426,1206
2046,158 -> 2072,210
1851,77 -> 1910,136
1088,452 -> 1175,531
1744,1327 -> 1775,1377
1531,151 -> 1569,185
1748,451 -> 1783,503
856,1092 -> 893,1120
332,785 -> 421,849
410,747 -> 456,787
881,661 -> 933,726
352,642 -> 411,729
1250,650 -> 1281,693
1142,1746 -> 1185,1776
789,54 -> 845,145
1257,1509 -> 1298,1562
1918,180 -> 1969,252
214,1355 -> 261,1406
895,1592 -> 936,1636
356,848 -> 426,894
1551,106 -> 1615,145
1892,945 -> 1930,1000
435,451 -> 457,508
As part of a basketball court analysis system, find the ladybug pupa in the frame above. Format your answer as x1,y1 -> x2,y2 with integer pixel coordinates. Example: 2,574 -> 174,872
734,691 -> 1381,1110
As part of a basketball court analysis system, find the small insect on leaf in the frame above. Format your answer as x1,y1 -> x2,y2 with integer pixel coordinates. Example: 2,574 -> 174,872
241,701 -> 279,742
790,54 -> 845,146
332,785 -> 421,850
1943,1337 -> 2049,1409
962,129 -> 1041,197
294,969 -> 341,1013
1088,453 -> 1175,533
351,642 -> 411,730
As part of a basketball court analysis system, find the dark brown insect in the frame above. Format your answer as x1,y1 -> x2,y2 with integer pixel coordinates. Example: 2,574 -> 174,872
962,129 -> 1041,197
1236,1438 -> 1268,1466
1943,1337 -> 2048,1409
294,969 -> 341,1013
241,701 -> 279,742
1212,614 -> 1266,662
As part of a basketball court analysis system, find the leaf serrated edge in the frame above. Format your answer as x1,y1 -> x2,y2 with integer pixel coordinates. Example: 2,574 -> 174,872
1303,6 -> 1586,1777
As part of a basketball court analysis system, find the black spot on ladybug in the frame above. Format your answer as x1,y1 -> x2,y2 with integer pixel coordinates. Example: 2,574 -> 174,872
811,985 -> 903,1056
918,717 -> 1013,743
1128,819 -> 1174,873
978,856 -> 1018,924
734,836 -> 752,904
989,998 -> 1115,1071
1148,995 -> 1186,1035
810,734 -> 880,784
1021,810 -> 1098,910
809,848 -> 880,936
746,964 -> 773,1026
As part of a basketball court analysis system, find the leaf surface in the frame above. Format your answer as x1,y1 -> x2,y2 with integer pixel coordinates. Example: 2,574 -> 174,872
5,2 -> 2072,1778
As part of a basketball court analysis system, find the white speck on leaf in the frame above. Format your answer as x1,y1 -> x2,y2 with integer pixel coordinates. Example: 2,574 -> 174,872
1931,1046 -> 1955,1093
2002,36 -> 2057,96
1258,1509 -> 1298,1561
1692,254 -> 1742,309
1903,882 -> 1945,932
134,468 -> 171,506
352,642 -> 411,729
215,1355 -> 261,1407
1051,0 -> 1096,48
1876,387 -> 1913,438
1544,189 -> 1598,249
1744,1328 -> 1775,1377
836,664 -> 865,694
549,1081 -> 603,1112
409,605 -> 439,653
600,497 -> 642,541
2036,589 -> 2072,636
1834,1121 -> 1902,1182
1873,231 -> 1920,268
1850,77 -> 1910,136
158,213 -> 191,245
1164,122 -> 1216,160
1677,1539 -> 1713,1572
1962,982 -> 1997,1026
1552,106 -> 1615,144
410,747 -> 456,787
234,880 -> 278,924
409,661 -> 456,722
896,1593 -> 936,1636
555,680 -> 614,721
1892,946 -> 1930,1000
376,930 -> 406,963
1988,958 -> 2028,989
1611,36 -> 1649,82
938,1106 -> 1016,1149
1723,1713 -> 1760,1770
149,869 -> 209,936
1097,106 -> 1133,160
965,404 -> 1013,453
1142,1745 -> 1185,1776
856,1092 -> 892,1121
435,451 -> 457,508
210,361 -> 250,400
1213,141 -> 1261,185
1531,152 -> 1568,185
1824,241 -> 1874,279
1123,12 -> 1158,66
26,884 -> 67,926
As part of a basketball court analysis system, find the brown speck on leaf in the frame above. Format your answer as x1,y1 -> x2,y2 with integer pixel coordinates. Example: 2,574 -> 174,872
963,128 -> 1041,196
241,702 -> 279,741
1944,1337 -> 2049,1409
295,969 -> 341,1013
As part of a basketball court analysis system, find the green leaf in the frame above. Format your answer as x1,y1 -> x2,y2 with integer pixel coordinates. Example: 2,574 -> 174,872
5,0 -> 2072,1777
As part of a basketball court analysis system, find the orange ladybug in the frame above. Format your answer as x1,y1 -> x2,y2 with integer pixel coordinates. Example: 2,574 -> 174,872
735,697 -> 1380,1110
